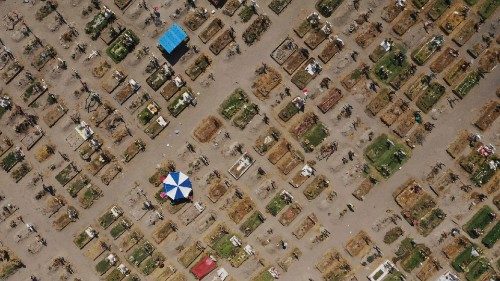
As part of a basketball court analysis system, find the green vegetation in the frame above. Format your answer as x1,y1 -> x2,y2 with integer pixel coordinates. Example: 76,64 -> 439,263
242,15 -> 271,45
415,82 -> 446,113
301,123 -> 328,152
219,88 -> 248,119
482,221 -> 500,248
55,164 -> 78,186
315,0 -> 343,17
417,208 -> 446,236
140,252 -> 165,275
471,157 -> 499,186
213,234 -> 238,258
478,0 -> 499,19
412,0 -> 430,8
372,47 -> 411,87
428,0 -> 451,20
105,268 -> 125,281
85,11 -> 115,40
11,162 -> 31,182
278,101 -> 300,122
463,205 -> 496,238
453,71 -> 480,99
238,5 -> 256,22
79,186 -> 101,209
384,227 -> 403,244
268,0 -> 292,14
412,36 -> 444,66
185,54 -> 211,80
137,106 -> 155,125
74,230 -> 92,249
233,103 -> 258,129
364,134 -> 411,178
266,193 -> 289,216
110,219 -> 130,239
128,241 -> 154,266
99,211 -> 118,229
96,257 -> 113,275
240,211 -> 265,236
106,30 -> 139,63
465,258 -> 492,281
452,245 -> 481,272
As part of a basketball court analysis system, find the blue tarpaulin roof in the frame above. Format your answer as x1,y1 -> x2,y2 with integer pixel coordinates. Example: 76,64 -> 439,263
158,23 -> 188,54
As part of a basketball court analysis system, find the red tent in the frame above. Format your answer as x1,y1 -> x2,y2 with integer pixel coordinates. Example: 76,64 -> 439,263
191,255 -> 217,280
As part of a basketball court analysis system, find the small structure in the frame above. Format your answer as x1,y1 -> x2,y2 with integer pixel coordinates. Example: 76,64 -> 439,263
161,171 -> 193,201
158,24 -> 189,54
191,255 -> 217,280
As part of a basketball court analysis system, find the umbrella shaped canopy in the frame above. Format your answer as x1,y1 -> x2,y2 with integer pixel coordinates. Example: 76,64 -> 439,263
162,171 -> 192,201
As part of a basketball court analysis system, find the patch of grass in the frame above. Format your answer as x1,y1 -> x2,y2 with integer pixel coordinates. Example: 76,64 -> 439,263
478,0 -> 499,19
266,193 -> 288,216
452,245 -> 480,272
128,241 -> 154,266
95,258 -> 113,275
482,221 -> 500,248
106,30 -> 139,63
453,71 -> 480,99
471,157 -> 499,186
233,103 -> 258,129
240,211 -> 264,236
465,258 -> 492,281
315,0 -> 343,17
213,234 -> 238,258
415,82 -> 446,113
238,5 -> 255,22
219,88 -> 248,119
463,205 -> 495,238
301,123 -> 328,152
384,227 -> 403,244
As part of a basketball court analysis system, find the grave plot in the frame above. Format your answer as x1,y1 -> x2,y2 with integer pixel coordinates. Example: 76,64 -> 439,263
193,116 -> 222,143
31,45 -> 56,71
406,124 -> 432,148
78,137 -> 102,161
278,248 -> 302,272
369,39 -> 396,63
239,211 -> 265,236
205,224 -> 250,267
148,160 -> 176,187
227,196 -> 254,223
98,206 -> 123,229
415,258 -> 441,281
168,88 -> 195,117
383,227 -> 403,244
101,68 -> 126,93
78,184 -> 103,209
122,139 -> 146,163
318,37 -> 343,63
372,46 -> 415,90
178,241 -> 205,268
268,0 -> 293,14
276,149 -> 304,174
364,134 -> 411,179
429,47 -> 458,73
415,82 -> 446,113
316,0 -> 343,17
128,240 -> 155,267
268,139 -> 291,164
440,5 -> 468,34
452,19 -> 476,46
223,0 -> 242,15
392,10 -> 419,36
303,175 -> 329,200
474,101 -> 499,131
55,163 -> 79,186
412,35 -> 445,66
355,23 -> 382,49
478,0 -> 499,19
428,0 -> 452,21
344,231 -> 372,257
478,48 -> 499,73
110,218 -> 132,240
381,1 -> 405,23
393,111 -> 416,138
85,9 -> 115,40
233,103 -> 258,129
252,66 -> 282,100
114,79 -> 140,105
219,88 -> 248,120
106,30 -> 139,63
199,18 -> 223,44
185,54 -> 211,81
179,202 -> 205,226
92,60 -> 111,78
291,58 -> 322,90
207,180 -> 229,203
467,40 -> 489,59
266,190 -> 293,216
341,63 -> 368,90
158,75 -> 186,102
380,98 -> 408,127
366,88 -> 393,116
279,98 -> 302,122
100,21 -> 126,45
453,70 -> 480,99
352,177 -> 377,201
1,60 -> 23,84
394,238 -> 431,273
86,150 -> 113,176
442,235 -> 471,260
238,5 -> 256,22
470,154 -> 499,187
254,127 -> 281,155
294,14 -> 319,38
43,103 -> 67,128
146,64 -> 172,91
73,226 -> 98,249
315,248 -> 352,280
0,138 -> 13,158
293,213 -> 318,239
35,0 -> 57,20
405,75 -> 431,101
304,23 -> 331,50
209,29 -> 234,55
90,102 -> 114,126
283,48 -> 309,75
271,37 -> 298,65
22,80 -> 48,106
10,162 -> 31,183
183,8 -> 209,31
100,163 -> 122,186
481,221 -> 499,249
317,88 -> 342,114
242,15 -> 271,45
443,59 -> 470,86
278,202 -> 302,226
152,221 -> 176,244
413,0 -> 430,9
20,125 -> 44,150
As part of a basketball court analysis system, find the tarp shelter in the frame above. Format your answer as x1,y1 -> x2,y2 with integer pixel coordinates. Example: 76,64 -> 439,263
158,23 -> 188,54
191,255 -> 217,280
162,171 -> 192,201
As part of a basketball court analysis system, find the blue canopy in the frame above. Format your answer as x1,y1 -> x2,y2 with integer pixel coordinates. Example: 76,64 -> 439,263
162,171 -> 192,201
158,23 -> 188,54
